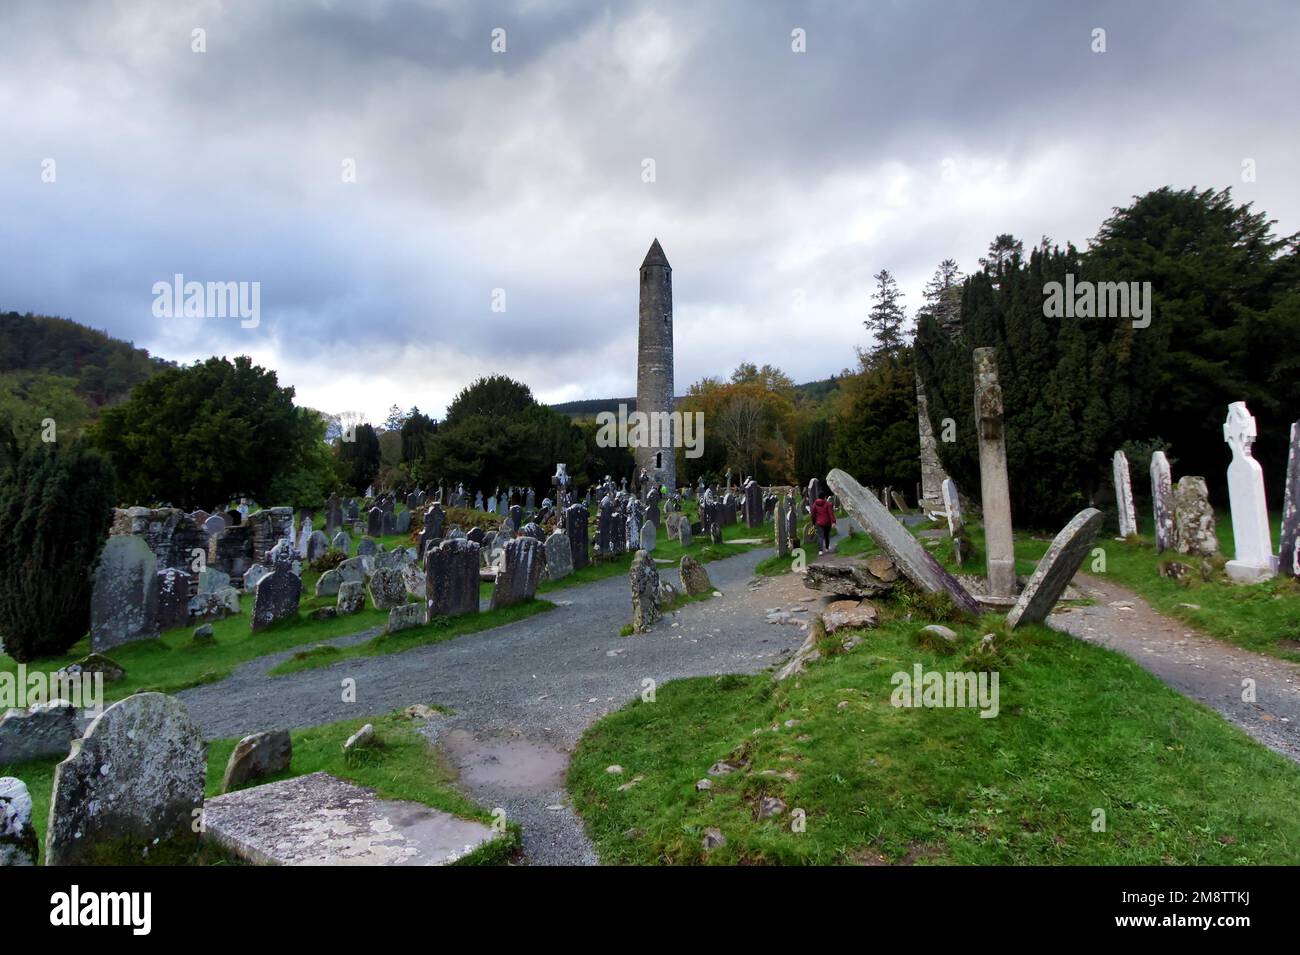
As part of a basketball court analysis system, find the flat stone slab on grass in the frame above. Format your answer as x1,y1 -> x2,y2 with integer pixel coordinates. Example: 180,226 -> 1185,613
202,771 -> 500,866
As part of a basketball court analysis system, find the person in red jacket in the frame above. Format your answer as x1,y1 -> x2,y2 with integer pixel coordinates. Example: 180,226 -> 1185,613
810,496 -> 836,554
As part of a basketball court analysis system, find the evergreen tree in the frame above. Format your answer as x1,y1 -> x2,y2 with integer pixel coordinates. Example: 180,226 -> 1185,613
336,422 -> 381,494
865,269 -> 907,360
0,443 -> 116,661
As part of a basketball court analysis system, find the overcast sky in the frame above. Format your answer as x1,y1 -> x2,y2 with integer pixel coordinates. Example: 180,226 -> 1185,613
2,0 -> 1297,423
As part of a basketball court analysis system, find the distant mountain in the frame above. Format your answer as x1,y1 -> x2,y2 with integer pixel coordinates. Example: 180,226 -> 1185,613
549,377 -> 843,418
0,311 -> 172,408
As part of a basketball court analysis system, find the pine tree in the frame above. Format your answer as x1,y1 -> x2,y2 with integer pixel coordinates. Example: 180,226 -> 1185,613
865,269 -> 907,361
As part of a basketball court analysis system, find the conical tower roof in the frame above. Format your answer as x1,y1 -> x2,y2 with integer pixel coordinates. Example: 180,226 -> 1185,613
641,238 -> 670,269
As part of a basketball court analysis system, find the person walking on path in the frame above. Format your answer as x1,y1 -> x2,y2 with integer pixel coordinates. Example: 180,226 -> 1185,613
810,496 -> 836,554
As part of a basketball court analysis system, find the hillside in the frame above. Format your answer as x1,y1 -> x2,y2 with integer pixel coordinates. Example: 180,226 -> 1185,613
0,311 -> 171,407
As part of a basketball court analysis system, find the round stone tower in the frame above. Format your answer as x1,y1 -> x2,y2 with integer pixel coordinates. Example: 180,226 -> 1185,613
637,238 -> 676,493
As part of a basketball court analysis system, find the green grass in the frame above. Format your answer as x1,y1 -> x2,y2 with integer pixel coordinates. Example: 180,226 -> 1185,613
3,707 -> 517,865
268,599 -> 554,675
569,610 -> 1300,865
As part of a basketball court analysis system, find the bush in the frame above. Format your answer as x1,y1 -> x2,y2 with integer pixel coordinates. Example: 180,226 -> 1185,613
0,443 -> 116,661
308,548 -> 346,574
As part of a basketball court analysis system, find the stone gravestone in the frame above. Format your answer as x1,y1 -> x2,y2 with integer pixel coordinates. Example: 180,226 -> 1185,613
942,478 -> 965,561
155,568 -> 192,632
45,692 -> 206,865
1222,402 -> 1277,582
251,555 -> 301,631
367,507 -> 384,538
630,550 -> 661,633
1281,420 -> 1300,578
973,348 -> 1017,599
826,468 -> 981,616
306,530 -> 330,562
332,530 -> 351,555
425,539 -> 480,618
368,567 -> 407,611
203,513 -> 226,536
1006,509 -> 1104,628
774,497 -> 789,558
678,515 -> 693,546
743,479 -> 763,529
1150,451 -> 1175,554
1172,476 -> 1219,557
1,776 -> 38,865
564,503 -> 589,571
91,535 -> 160,652
1112,450 -> 1138,537
490,537 -> 544,609
640,520 -> 657,553
785,495 -> 797,550
545,531 -> 573,581
395,509 -> 412,534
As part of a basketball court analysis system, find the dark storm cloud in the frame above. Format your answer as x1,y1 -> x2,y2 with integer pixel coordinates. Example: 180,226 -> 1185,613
0,0 -> 1295,420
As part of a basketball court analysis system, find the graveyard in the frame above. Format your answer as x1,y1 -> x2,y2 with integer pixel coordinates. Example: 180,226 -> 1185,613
2,2 -> 1299,889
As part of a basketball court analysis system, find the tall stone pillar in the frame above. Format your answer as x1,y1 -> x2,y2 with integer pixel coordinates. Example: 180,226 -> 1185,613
916,374 -> 950,514
1113,450 -> 1138,537
636,238 -> 676,493
972,348 -> 1017,599
1280,420 -> 1300,578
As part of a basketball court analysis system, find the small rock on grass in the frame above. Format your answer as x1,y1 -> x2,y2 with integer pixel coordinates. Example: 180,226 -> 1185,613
606,764 -> 624,775
192,623 -> 215,645
757,796 -> 787,820
695,779 -> 712,792
343,723 -> 375,752
702,828 -> 726,850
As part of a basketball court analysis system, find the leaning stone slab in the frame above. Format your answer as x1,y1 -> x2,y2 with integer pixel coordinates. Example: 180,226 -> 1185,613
1005,508 -> 1103,628
826,469 -> 980,615
221,729 -> 292,793
202,771 -> 501,866
46,692 -> 206,865
0,701 -> 79,765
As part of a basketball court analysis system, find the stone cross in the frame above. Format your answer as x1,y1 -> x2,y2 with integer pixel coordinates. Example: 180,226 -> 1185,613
1150,451 -> 1174,553
1281,420 -> 1300,578
972,348 -> 1017,599
1222,401 -> 1277,582
1112,450 -> 1137,537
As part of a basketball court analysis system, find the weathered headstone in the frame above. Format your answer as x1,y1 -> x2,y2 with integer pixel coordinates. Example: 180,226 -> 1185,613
386,603 -> 425,634
306,530 -> 330,562
1150,451 -> 1174,553
221,729 -> 291,793
916,373 -> 951,514
367,507 -> 384,537
630,550 -> 662,633
1112,450 -> 1138,537
1222,402 -> 1278,582
640,521 -> 657,553
331,530 -> 351,555
356,537 -> 378,557
490,537 -> 544,609
155,567 -> 192,632
368,567 -> 408,611
46,692 -> 206,865
0,701 -> 79,766
251,558 -> 301,631
826,468 -> 981,615
678,515 -> 693,546
1172,476 -> 1219,557
315,569 -> 342,597
337,580 -> 366,615
203,513 -> 226,536
774,497 -> 790,558
973,348 -> 1017,598
564,503 -> 589,570
545,531 -> 573,581
90,535 -> 160,652
679,555 -> 713,596
1281,420 -> 1300,578
1006,509 -> 1104,628
425,539 -> 480,618
1,777 -> 38,866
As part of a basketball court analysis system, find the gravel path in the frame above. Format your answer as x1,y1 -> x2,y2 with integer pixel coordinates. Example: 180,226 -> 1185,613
178,535 -> 820,864
1047,573 -> 1300,764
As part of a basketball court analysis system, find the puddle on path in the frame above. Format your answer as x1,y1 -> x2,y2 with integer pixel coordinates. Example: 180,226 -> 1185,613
439,729 -> 568,791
